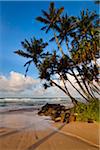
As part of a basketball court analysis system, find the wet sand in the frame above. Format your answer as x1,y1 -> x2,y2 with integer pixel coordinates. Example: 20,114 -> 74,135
0,110 -> 99,150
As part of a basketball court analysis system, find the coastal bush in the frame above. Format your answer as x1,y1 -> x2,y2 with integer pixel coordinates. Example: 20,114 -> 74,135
73,99 -> 100,122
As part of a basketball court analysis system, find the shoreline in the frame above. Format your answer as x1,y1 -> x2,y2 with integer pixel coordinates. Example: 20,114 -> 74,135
0,106 -> 40,114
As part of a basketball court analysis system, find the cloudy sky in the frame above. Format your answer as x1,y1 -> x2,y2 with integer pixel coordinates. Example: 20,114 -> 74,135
0,1 -> 98,97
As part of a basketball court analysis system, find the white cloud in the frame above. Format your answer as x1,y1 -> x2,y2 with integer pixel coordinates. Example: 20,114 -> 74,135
0,71 -> 69,97
0,71 -> 38,95
0,71 -> 99,101
0,71 -> 80,98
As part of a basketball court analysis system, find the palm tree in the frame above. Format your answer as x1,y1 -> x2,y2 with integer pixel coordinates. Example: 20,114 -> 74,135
70,10 -> 99,99
14,37 -> 48,76
50,14 -> 77,45
36,2 -> 64,33
71,10 -> 99,64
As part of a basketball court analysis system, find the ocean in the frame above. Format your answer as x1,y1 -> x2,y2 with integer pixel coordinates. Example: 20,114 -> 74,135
0,97 -> 73,113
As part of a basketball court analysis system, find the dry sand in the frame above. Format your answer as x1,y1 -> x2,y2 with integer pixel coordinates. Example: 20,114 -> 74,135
61,121 -> 100,145
0,111 -> 99,150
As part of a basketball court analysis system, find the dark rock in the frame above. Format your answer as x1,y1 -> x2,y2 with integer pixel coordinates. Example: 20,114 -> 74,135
38,103 -> 72,123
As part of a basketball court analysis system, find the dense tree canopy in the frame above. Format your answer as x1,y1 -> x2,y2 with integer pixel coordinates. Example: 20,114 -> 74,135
15,2 -> 99,105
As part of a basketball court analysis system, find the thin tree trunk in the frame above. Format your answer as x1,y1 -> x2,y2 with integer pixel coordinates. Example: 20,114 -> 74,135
60,74 -> 77,105
82,79 -> 95,99
71,69 -> 91,100
50,79 -> 68,95
67,77 -> 89,102
54,32 -> 65,58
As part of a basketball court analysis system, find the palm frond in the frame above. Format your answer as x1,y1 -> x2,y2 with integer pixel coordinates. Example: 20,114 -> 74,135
14,50 -> 33,58
24,59 -> 33,67
41,26 -> 47,30
49,2 -> 54,13
56,7 -> 64,18
36,16 -> 49,24
49,37 -> 55,42
46,25 -> 51,33
42,10 -> 50,19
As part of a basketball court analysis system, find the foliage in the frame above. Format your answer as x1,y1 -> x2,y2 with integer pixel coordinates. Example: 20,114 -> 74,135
15,2 -> 99,105
73,99 -> 100,122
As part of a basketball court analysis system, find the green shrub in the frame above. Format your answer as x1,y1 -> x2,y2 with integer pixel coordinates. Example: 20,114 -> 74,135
73,99 -> 100,122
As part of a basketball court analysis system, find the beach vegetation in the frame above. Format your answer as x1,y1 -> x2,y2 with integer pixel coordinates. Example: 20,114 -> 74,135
72,99 -> 100,122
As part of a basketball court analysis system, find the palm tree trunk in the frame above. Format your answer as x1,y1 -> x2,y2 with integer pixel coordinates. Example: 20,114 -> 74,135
54,32 -> 65,58
60,74 -> 78,106
67,77 -> 89,102
82,79 -> 95,99
71,69 -> 91,100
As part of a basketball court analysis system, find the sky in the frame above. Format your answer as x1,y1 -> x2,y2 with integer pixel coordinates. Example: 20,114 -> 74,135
0,1 -> 99,97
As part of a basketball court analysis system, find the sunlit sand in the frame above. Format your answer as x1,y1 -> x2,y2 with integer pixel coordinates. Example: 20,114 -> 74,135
0,109 -> 99,150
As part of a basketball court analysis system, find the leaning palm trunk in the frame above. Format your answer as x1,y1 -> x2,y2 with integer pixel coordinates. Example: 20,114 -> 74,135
53,34 -> 96,103
54,32 -> 65,58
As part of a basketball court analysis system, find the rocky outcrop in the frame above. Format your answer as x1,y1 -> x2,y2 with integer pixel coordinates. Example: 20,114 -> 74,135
38,103 -> 76,123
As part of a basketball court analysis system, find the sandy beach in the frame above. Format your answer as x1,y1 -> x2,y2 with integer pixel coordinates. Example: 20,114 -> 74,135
0,109 -> 99,150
